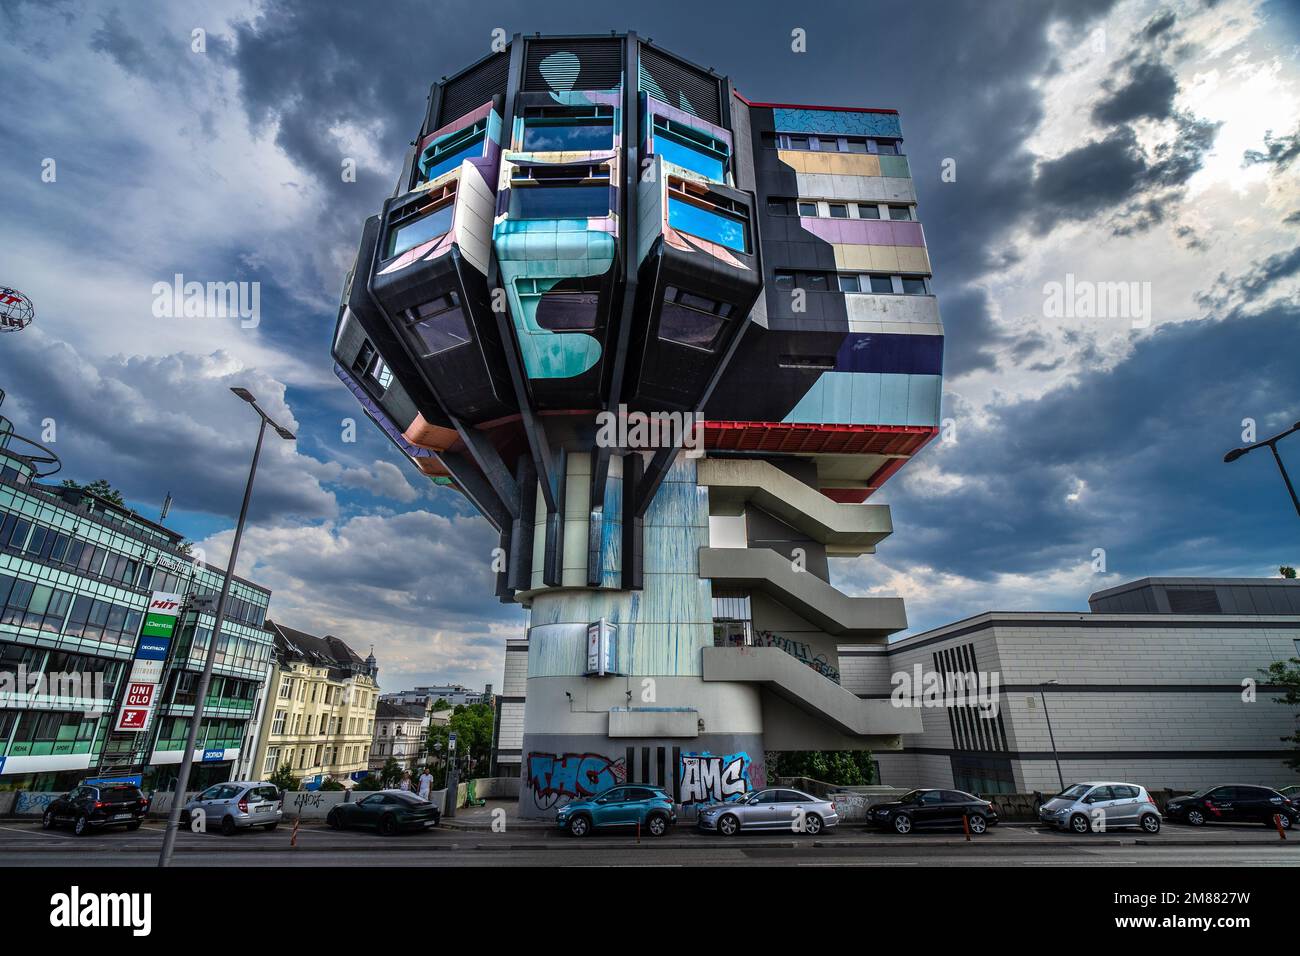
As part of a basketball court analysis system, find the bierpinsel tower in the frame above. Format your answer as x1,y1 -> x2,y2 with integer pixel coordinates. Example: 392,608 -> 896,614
330,34 -> 943,816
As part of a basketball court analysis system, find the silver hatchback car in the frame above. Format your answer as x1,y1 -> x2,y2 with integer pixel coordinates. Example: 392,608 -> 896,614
1038,781 -> 1162,834
697,788 -> 839,836
181,781 -> 283,835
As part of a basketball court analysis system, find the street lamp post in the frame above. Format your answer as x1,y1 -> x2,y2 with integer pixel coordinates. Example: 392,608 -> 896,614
158,388 -> 295,867
1224,421 -> 1300,519
1039,679 -> 1065,793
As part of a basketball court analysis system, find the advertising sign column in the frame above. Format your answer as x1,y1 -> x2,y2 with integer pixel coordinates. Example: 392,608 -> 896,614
114,591 -> 182,733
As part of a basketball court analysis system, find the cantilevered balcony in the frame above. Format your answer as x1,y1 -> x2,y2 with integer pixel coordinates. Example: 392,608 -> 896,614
698,546 -> 906,639
626,156 -> 762,412
370,167 -> 514,424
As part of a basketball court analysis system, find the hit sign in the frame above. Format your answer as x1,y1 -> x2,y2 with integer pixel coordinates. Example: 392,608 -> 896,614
114,591 -> 181,732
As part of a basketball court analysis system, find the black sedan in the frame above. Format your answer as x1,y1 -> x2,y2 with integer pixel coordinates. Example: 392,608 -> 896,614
326,790 -> 440,835
1165,785 -> 1298,829
868,788 -> 999,835
42,783 -> 149,836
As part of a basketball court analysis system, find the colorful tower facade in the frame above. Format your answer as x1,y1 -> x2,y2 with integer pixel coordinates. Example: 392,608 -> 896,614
330,34 -> 942,816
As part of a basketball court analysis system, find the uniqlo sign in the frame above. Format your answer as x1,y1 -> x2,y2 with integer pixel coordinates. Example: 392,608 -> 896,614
124,682 -> 155,707
114,591 -> 181,733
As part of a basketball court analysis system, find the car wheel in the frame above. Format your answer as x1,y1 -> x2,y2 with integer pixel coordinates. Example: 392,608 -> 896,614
1069,813 -> 1091,834
125,821 -> 141,832
73,814 -> 90,837
264,822 -> 278,831
803,813 -> 823,836
41,809 -> 55,830
717,813 -> 740,836
967,814 -> 988,835
646,814 -> 668,837
567,815 -> 590,838
1185,809 -> 1206,827
892,813 -> 913,835
220,816 -> 237,836
1274,814 -> 1291,830
379,814 -> 398,836
327,809 -> 342,830
1139,814 -> 1160,834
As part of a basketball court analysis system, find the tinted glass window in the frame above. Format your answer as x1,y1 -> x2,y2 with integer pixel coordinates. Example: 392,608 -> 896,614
902,277 -> 928,295
668,198 -> 747,253
524,118 -> 613,153
1088,787 -> 1115,801
511,185 -> 609,220
919,791 -> 942,804
659,299 -> 725,351
535,287 -> 600,331
1112,786 -> 1139,799
869,275 -> 894,293
406,297 -> 471,356
778,790 -> 807,803
386,203 -> 455,259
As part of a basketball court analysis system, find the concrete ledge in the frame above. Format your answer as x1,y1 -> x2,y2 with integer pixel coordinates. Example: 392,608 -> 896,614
699,458 -> 893,556
699,547 -> 906,638
703,645 -> 922,738
608,707 -> 700,738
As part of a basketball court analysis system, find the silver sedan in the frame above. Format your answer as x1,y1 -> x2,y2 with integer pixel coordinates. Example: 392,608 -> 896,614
697,788 -> 839,836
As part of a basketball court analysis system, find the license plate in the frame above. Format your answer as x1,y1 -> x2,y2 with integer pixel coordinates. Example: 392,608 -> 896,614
111,813 -> 132,821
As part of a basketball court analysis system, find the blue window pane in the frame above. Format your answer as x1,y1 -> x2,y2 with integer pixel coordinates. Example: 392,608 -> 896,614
523,121 -> 613,152
668,199 -> 747,253
510,185 -> 609,220
386,204 -> 455,258
657,134 -> 725,181
421,137 -> 484,181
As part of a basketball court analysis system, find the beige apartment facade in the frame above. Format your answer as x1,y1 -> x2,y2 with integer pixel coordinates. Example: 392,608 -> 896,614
253,622 -> 380,788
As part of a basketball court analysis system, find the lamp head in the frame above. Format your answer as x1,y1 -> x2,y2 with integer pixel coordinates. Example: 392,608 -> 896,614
1223,447 -> 1248,463
230,387 -> 257,404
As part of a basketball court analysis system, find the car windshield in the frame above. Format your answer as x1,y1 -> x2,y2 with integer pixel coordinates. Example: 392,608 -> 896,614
1189,787 -> 1216,798
1057,784 -> 1092,800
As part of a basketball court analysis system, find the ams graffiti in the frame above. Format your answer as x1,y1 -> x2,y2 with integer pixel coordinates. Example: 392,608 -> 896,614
679,752 -> 753,805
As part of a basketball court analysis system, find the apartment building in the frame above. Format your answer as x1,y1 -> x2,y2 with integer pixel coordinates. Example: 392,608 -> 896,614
253,622 -> 380,788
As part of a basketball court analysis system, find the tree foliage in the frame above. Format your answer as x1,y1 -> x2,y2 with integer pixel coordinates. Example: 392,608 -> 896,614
427,702 -> 494,777
61,478 -> 126,506
1263,655 -> 1300,772
267,762 -> 299,794
766,750 -> 877,787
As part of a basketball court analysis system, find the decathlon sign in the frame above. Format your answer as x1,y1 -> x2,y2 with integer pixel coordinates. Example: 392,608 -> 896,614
114,591 -> 182,732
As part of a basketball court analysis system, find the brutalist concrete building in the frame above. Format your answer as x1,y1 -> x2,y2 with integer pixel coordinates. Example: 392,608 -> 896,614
329,34 -> 942,815
841,578 -> 1300,794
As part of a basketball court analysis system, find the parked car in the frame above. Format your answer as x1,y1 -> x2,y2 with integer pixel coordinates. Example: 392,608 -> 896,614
1165,785 -> 1297,829
181,781 -> 283,835
326,790 -> 440,835
556,785 -> 677,837
42,783 -> 149,836
867,788 -> 998,835
1277,785 -> 1299,800
1038,782 -> 1162,834
697,788 -> 840,836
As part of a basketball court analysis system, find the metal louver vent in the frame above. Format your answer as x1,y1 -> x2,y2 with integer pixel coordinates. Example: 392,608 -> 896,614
639,46 -> 721,125
523,39 -> 623,93
1168,589 -> 1222,613
438,53 -> 509,126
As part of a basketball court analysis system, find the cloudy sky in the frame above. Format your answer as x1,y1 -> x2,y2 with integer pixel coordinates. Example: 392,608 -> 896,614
1,0 -> 1297,690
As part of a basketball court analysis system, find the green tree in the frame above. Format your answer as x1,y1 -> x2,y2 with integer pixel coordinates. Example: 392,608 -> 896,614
427,702 -> 494,779
766,751 -> 876,787
1281,566 -> 1296,579
61,478 -> 126,506
431,698 -> 452,712
267,762 -> 299,793
354,774 -> 383,791
1263,655 -> 1300,771
378,756 -> 403,788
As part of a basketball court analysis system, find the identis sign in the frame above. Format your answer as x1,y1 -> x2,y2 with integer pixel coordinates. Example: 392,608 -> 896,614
114,592 -> 182,733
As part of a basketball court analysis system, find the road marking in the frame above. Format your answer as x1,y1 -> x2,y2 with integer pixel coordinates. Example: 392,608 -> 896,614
0,824 -> 77,840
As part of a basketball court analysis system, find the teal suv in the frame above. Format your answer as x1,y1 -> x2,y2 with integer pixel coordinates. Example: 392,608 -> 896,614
556,785 -> 677,837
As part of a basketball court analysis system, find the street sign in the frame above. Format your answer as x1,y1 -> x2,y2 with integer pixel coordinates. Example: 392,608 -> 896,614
448,732 -> 457,753
190,594 -> 218,613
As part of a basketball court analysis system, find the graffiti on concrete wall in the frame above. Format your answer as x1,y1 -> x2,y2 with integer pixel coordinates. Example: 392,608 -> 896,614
526,752 -> 627,809
679,751 -> 753,805
754,631 -> 840,683
16,791 -> 59,814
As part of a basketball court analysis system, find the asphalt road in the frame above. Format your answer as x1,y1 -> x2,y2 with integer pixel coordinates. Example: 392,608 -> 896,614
2,818 -> 1298,866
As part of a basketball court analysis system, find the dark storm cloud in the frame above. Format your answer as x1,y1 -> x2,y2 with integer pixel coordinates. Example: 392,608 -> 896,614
1196,245 -> 1300,312
874,304 -> 1300,585
1092,59 -> 1179,125
1243,126 -> 1300,172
